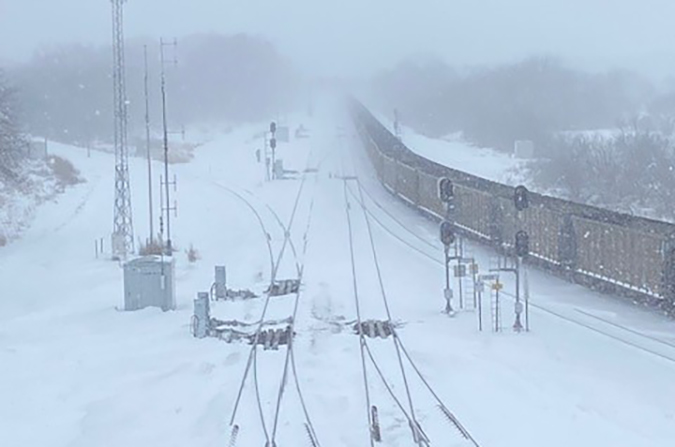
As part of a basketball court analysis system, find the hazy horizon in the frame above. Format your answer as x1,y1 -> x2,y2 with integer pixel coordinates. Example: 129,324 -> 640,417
2,0 -> 675,79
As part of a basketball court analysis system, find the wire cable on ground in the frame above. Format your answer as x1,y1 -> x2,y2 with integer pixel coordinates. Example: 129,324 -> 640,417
342,154 -> 376,447
395,336 -> 481,447
270,160 -> 322,446
229,156 -> 310,436
210,183 -> 276,281
345,148 -> 426,446
345,128 -> 483,447
229,147 -> 324,447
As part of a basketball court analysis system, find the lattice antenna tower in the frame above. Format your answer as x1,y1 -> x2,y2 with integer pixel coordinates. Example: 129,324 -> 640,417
111,0 -> 135,259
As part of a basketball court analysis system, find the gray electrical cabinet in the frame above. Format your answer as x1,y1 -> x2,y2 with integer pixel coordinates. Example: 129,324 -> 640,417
123,256 -> 176,311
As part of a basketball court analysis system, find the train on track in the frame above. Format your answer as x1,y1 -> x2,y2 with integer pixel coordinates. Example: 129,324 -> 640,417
348,98 -> 675,317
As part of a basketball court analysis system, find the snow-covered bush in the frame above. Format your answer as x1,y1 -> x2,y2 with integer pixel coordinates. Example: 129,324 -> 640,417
533,129 -> 675,220
186,244 -> 200,263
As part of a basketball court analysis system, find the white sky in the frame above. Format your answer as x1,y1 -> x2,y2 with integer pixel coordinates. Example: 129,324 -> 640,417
1,0 -> 675,77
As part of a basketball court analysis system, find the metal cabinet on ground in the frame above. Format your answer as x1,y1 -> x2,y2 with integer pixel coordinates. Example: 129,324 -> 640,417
123,256 -> 176,311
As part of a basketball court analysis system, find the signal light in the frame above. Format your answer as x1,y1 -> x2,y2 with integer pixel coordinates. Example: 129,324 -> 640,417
514,185 -> 529,211
438,177 -> 454,203
515,230 -> 529,257
440,221 -> 456,246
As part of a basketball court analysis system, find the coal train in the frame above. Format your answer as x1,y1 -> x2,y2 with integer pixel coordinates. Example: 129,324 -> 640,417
348,98 -> 675,317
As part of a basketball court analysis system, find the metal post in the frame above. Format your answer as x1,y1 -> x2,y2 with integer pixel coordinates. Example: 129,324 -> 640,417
477,280 -> 483,331
514,257 -> 523,332
160,40 -> 171,252
271,135 -> 276,180
144,45 -> 154,243
444,244 -> 453,314
264,132 -> 269,181
455,239 -> 463,309
495,288 -> 500,332
159,38 -> 178,253
524,263 -> 530,332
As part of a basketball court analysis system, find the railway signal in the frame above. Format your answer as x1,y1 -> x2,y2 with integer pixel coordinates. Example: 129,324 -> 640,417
515,230 -> 529,258
438,177 -> 454,203
440,220 -> 456,315
440,221 -> 456,246
270,121 -> 278,179
439,178 -> 458,315
514,185 -> 529,212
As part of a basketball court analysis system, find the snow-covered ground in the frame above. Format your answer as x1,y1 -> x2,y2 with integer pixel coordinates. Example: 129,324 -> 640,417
372,112 -> 526,184
0,155 -> 80,246
1,97 -> 674,447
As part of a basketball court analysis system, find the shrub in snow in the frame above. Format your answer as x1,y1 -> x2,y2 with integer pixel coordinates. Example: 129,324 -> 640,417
186,244 -> 200,263
139,239 -> 164,256
47,155 -> 82,187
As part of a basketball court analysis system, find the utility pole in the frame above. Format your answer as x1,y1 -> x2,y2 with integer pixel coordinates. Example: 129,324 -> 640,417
110,0 -> 134,259
143,45 -> 154,244
160,38 -> 178,254
269,121 -> 277,179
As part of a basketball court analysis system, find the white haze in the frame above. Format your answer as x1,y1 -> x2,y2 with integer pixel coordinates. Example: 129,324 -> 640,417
1,0 -> 675,78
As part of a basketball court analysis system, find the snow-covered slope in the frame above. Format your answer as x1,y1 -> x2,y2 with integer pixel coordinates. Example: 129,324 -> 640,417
1,98 -> 674,447
373,113 -> 525,184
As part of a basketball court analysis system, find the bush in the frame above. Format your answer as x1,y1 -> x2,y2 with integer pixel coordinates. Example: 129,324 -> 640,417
139,238 -> 164,256
47,155 -> 82,186
533,129 -> 675,219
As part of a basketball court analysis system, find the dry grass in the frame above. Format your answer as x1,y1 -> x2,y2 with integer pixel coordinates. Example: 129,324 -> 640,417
139,239 -> 165,256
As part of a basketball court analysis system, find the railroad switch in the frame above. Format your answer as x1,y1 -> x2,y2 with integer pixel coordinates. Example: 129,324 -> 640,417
267,279 -> 301,297
213,288 -> 257,301
354,320 -> 395,339
253,326 -> 293,350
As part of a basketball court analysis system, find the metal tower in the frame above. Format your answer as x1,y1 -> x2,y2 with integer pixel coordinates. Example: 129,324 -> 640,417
111,0 -> 134,258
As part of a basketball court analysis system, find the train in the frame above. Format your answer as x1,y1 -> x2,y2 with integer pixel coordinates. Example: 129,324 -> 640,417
348,98 -> 675,317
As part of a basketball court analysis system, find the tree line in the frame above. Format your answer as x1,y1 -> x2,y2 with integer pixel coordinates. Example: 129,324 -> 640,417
6,33 -> 298,147
370,56 -> 675,220
371,56 -> 654,149
0,68 -> 27,181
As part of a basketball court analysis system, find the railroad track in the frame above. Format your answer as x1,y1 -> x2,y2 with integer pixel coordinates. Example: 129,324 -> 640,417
339,142 -> 482,447
220,148 -> 323,447
345,138 -> 675,367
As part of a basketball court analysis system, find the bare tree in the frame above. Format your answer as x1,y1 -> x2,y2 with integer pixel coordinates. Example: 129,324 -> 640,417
0,68 -> 27,180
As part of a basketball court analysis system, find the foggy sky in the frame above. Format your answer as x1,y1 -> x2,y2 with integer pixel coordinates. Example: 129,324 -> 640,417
2,0 -> 675,77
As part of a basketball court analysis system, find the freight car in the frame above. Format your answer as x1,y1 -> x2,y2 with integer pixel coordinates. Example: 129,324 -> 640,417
348,98 -> 675,316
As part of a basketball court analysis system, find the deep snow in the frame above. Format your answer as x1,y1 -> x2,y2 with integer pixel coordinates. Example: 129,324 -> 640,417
0,97 -> 674,447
